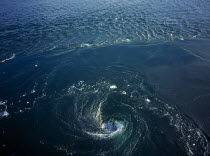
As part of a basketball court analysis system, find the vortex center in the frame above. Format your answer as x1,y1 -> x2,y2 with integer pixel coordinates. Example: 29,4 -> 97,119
103,122 -> 118,131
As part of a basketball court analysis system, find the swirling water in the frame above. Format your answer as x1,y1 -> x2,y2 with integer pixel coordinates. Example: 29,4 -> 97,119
0,0 -> 210,156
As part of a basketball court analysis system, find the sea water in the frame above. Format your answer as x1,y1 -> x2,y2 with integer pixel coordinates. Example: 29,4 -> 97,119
0,0 -> 210,155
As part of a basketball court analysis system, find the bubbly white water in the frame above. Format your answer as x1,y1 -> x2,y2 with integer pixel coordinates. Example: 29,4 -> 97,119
0,101 -> 9,118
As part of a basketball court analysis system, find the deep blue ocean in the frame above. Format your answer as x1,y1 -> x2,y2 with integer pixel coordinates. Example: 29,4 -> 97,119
0,0 -> 210,155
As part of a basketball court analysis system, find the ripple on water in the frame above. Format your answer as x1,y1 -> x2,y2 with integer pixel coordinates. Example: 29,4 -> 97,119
1,0 -> 210,60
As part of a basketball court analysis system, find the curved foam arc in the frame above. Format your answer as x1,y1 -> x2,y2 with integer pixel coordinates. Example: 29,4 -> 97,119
0,54 -> 15,63
101,121 -> 125,132
85,122 -> 124,139
0,101 -> 9,118
95,101 -> 104,126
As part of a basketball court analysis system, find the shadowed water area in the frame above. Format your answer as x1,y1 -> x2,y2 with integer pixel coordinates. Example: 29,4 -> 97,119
0,0 -> 210,156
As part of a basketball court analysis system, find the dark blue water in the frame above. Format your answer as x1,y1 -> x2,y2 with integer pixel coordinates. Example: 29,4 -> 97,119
1,0 -> 210,156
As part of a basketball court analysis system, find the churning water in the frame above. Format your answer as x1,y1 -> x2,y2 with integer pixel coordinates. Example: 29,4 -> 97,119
0,0 -> 210,155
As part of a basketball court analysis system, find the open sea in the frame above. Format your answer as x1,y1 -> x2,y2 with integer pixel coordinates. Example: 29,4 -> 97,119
0,0 -> 210,155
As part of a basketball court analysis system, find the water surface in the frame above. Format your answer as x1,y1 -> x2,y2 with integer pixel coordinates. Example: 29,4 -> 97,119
0,0 -> 210,155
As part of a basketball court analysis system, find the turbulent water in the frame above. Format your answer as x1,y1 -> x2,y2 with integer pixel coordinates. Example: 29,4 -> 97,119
65,68 -> 208,155
1,0 -> 210,156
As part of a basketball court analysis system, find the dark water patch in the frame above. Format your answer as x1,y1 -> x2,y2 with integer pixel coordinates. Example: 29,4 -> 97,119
0,39 -> 210,155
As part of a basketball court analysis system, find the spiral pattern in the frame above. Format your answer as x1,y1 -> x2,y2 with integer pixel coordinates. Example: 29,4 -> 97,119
51,66 -> 209,156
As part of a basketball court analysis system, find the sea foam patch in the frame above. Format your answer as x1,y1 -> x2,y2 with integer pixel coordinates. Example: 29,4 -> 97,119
145,98 -> 151,103
0,111 -> 9,117
0,54 -> 16,63
0,101 -> 9,118
110,85 -> 117,89
121,91 -> 127,95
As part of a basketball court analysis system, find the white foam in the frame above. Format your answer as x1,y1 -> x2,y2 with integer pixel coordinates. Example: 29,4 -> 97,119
145,98 -> 151,103
3,111 -> 9,117
110,85 -> 117,89
0,54 -> 16,63
0,111 -> 9,118
0,101 -> 9,118
121,91 -> 127,95
0,101 -> 6,105
80,43 -> 92,47
101,123 -> 105,129
124,38 -> 131,42
22,93 -> 26,97
95,102 -> 103,125
31,89 -> 36,93
86,122 -> 124,139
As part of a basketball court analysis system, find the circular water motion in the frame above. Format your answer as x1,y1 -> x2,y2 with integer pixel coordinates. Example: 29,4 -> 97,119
52,67 -> 209,156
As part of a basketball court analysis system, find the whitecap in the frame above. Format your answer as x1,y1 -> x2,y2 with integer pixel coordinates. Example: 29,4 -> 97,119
2,111 -> 9,117
121,91 -> 127,95
0,101 -> 9,118
0,54 -> 16,63
21,93 -> 26,97
0,101 -> 6,105
31,89 -> 36,93
110,85 -> 117,89
86,122 -> 124,139
80,43 -> 92,47
145,98 -> 151,103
